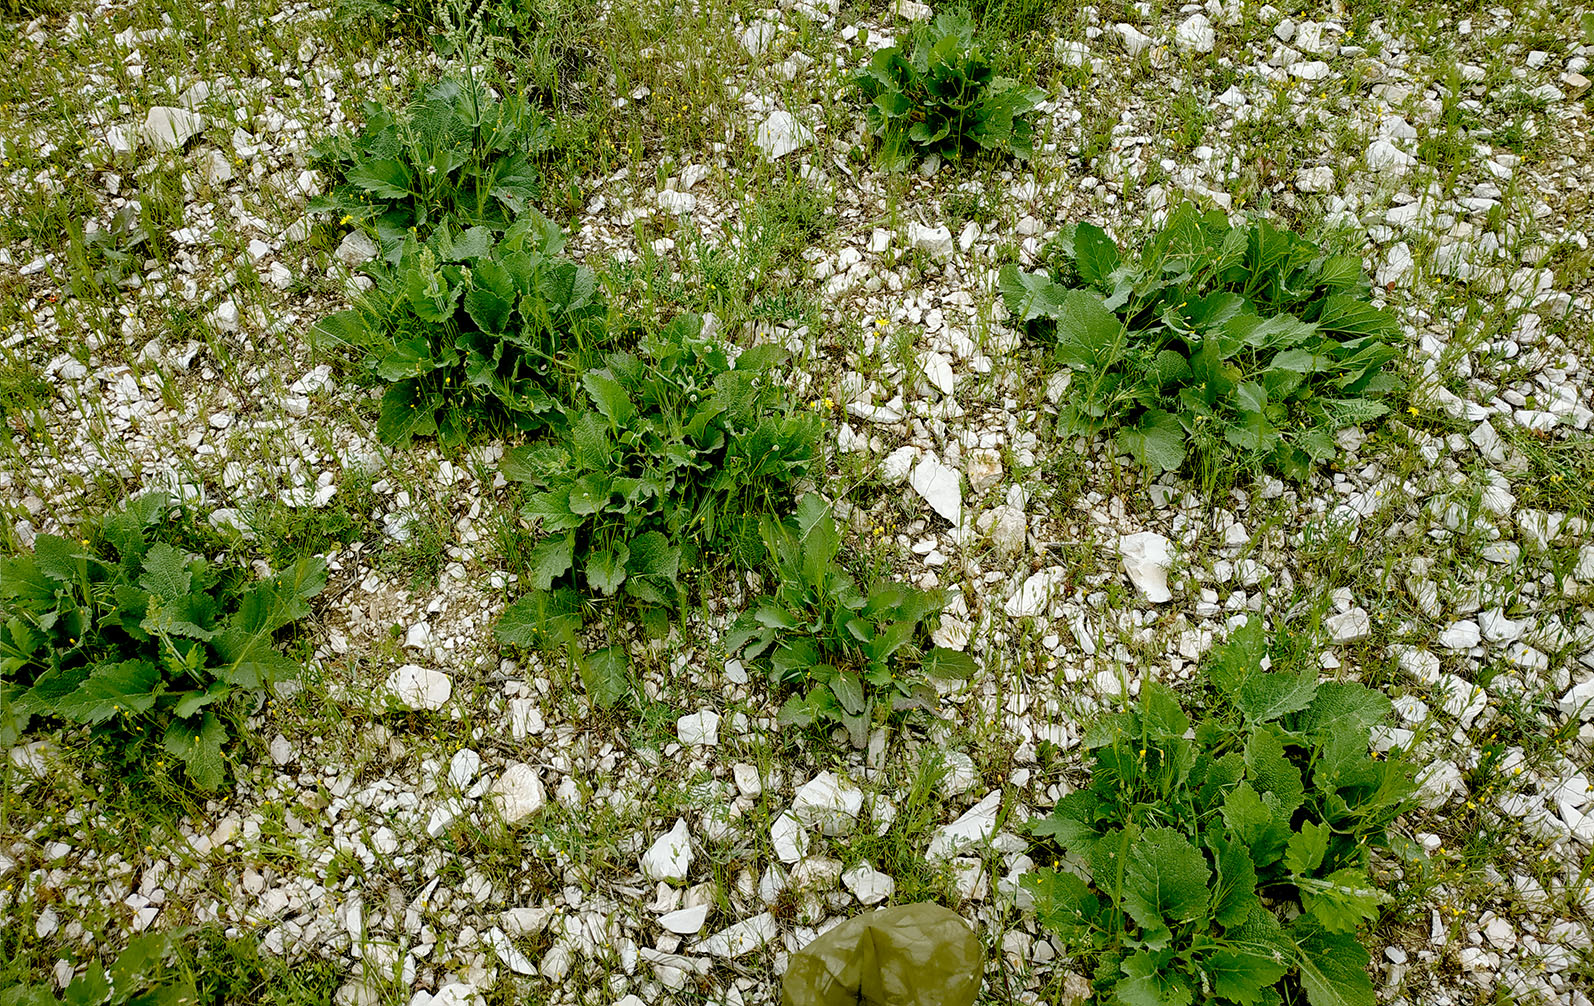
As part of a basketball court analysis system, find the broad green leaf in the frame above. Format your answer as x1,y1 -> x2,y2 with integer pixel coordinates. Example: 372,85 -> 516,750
138,542 -> 193,600
1222,781 -> 1290,868
830,671 -> 866,715
1292,922 -> 1375,1006
62,959 -> 111,1006
127,984 -> 199,1006
376,382 -> 441,445
1207,615 -> 1266,699
523,532 -> 576,590
1236,670 -> 1318,724
568,410 -> 612,470
1053,289 -> 1127,369
1285,819 -> 1331,876
1116,950 -> 1194,1006
1118,408 -> 1186,473
1297,867 -> 1390,933
1073,222 -> 1121,289
347,158 -> 413,199
1209,832 -> 1261,928
1122,827 -> 1210,932
495,589 -> 581,650
1021,868 -> 1100,938
0,986 -> 58,1006
1139,681 -> 1190,739
1205,943 -> 1290,1006
1314,295 -> 1398,338
162,711 -> 227,790
52,659 -> 160,724
463,287 -> 512,333
172,683 -> 229,719
922,647 -> 976,679
998,265 -> 1069,322
586,541 -> 630,596
1245,725 -> 1305,816
579,646 -> 630,709
583,370 -> 637,427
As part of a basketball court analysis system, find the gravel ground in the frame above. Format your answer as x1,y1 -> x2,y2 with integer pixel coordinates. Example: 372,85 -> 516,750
2,0 -> 1592,1004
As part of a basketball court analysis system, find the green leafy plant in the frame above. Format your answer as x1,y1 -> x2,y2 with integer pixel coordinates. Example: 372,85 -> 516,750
0,494 -> 326,790
1,932 -> 193,1006
1022,616 -> 1416,1006
493,315 -> 820,707
315,212 -> 608,446
724,495 -> 974,745
308,75 -> 550,254
854,11 -> 1045,171
1000,204 -> 1403,480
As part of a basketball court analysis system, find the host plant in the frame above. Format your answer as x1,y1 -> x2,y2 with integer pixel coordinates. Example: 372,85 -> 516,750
855,11 -> 1045,171
1023,616 -> 1417,1006
1001,204 -> 1404,482
0,494 -> 326,790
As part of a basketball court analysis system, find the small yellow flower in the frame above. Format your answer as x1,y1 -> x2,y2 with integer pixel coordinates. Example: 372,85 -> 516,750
340,215 -> 352,225
1407,406 -> 1420,416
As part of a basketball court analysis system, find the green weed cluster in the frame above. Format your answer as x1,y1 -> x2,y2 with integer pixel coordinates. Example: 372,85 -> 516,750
308,77 -> 551,257
1024,618 -> 1416,1006
1001,205 -> 1403,481
724,495 -> 973,746
855,11 -> 1045,172
0,932 -> 192,1006
0,494 -> 325,790
316,214 -> 607,445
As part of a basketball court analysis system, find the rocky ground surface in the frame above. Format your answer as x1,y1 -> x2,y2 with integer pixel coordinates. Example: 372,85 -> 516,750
1,0 -> 1593,1004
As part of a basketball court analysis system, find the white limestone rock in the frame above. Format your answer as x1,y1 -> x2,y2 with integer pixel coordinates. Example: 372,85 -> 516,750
642,819 -> 694,885
792,771 -> 865,836
385,665 -> 451,711
491,764 -> 546,824
1119,532 -> 1173,602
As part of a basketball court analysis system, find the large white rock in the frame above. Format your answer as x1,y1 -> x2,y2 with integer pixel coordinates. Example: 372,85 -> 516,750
910,455 -> 963,526
1296,165 -> 1335,192
336,230 -> 379,268
1325,608 -> 1371,643
881,445 -> 921,485
409,984 -> 482,1006
771,810 -> 809,863
491,764 -> 546,824
978,505 -> 1026,554
698,913 -> 778,958
1005,567 -> 1066,617
927,790 -> 1001,862
1119,532 -> 1173,602
791,771 -> 865,836
447,748 -> 481,791
907,221 -> 955,260
659,904 -> 709,935
677,709 -> 720,746
1114,23 -> 1154,55
753,110 -> 813,159
641,819 -> 694,884
740,20 -> 777,57
1477,608 -> 1526,644
1415,760 -> 1466,810
1560,679 -> 1594,720
385,665 -> 451,711
921,351 -> 957,396
142,106 -> 205,151
841,862 -> 896,905
1437,620 -> 1482,650
1174,13 -> 1215,52
483,927 -> 535,975
1366,139 -> 1415,175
